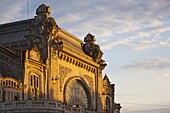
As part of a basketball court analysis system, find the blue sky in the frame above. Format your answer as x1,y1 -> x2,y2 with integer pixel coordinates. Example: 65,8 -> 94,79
0,0 -> 170,113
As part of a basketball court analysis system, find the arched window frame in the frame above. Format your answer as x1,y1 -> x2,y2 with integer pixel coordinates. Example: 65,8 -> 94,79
63,76 -> 92,110
29,72 -> 41,100
106,96 -> 111,113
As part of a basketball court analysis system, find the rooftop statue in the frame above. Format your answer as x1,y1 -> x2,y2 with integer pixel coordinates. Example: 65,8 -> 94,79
30,4 -> 59,61
82,33 -> 107,69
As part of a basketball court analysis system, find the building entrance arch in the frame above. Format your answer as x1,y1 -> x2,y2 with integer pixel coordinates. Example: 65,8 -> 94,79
64,76 -> 92,110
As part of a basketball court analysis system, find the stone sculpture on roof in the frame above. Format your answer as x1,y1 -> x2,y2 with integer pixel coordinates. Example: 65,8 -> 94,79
30,4 -> 60,61
82,33 -> 107,70
0,4 -> 121,113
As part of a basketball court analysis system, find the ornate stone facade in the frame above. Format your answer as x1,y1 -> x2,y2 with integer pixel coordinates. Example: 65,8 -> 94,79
59,65 -> 72,92
0,4 -> 121,113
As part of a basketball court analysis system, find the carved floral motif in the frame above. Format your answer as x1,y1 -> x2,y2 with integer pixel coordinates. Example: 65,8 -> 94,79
59,65 -> 72,92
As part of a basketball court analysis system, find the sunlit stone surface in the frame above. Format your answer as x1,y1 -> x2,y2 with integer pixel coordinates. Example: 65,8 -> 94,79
0,4 -> 121,113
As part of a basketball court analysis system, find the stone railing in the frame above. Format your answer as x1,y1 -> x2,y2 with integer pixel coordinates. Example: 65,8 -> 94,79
0,100 -> 97,113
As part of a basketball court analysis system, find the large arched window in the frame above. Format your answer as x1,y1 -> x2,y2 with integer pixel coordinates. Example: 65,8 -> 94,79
106,97 -> 110,113
30,75 -> 39,88
64,78 -> 91,110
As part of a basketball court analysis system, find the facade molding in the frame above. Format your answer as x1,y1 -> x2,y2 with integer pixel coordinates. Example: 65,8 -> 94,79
0,4 -> 121,113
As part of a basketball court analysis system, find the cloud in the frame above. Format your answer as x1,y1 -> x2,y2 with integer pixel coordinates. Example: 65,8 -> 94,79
128,108 -> 170,113
128,40 -> 158,50
122,58 -> 170,72
55,0 -> 170,51
156,73 -> 170,80
0,0 -> 26,24
100,24 -> 170,50
1,0 -> 170,51
160,73 -> 170,78
101,38 -> 131,50
160,41 -> 169,47
58,14 -> 83,24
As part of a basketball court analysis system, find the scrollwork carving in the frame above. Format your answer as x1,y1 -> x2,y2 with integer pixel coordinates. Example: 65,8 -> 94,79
59,65 -> 72,92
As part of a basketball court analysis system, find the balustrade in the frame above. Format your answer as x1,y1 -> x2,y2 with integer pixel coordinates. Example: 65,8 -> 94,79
0,100 -> 97,113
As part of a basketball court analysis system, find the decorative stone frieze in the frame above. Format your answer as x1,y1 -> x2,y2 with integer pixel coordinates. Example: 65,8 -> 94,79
59,65 -> 72,92
0,4 -> 121,113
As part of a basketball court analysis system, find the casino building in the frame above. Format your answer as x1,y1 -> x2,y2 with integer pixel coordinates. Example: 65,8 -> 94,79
0,4 -> 121,113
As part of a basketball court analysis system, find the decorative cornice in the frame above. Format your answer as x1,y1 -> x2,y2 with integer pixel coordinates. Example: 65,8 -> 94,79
58,52 -> 96,74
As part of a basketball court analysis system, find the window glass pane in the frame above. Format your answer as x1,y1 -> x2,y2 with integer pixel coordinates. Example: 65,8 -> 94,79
31,75 -> 33,86
34,75 -> 36,87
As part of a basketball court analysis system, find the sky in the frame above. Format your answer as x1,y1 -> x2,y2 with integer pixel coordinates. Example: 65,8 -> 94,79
0,0 -> 170,113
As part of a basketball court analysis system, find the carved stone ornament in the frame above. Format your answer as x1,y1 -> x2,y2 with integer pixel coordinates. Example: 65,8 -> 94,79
52,37 -> 63,59
82,33 -> 107,69
52,37 -> 63,51
29,47 -> 41,61
103,74 -> 111,87
83,75 -> 94,99
30,4 -> 58,61
59,65 -> 72,92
